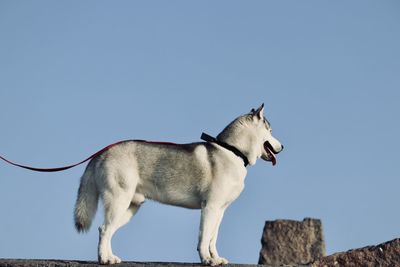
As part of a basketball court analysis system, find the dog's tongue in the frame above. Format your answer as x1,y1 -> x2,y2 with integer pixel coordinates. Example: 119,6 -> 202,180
264,144 -> 277,166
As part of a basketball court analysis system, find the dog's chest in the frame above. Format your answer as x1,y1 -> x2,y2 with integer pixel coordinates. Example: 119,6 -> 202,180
213,166 -> 247,206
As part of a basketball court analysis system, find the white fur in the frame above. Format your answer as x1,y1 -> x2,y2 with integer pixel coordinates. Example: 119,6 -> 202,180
74,104 -> 283,265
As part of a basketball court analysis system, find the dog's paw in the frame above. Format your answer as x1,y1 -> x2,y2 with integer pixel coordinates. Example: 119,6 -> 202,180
202,257 -> 229,266
99,254 -> 121,265
202,257 -> 217,266
215,257 -> 228,265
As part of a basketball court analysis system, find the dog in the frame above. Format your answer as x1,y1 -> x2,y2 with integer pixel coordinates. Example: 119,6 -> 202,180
74,104 -> 283,265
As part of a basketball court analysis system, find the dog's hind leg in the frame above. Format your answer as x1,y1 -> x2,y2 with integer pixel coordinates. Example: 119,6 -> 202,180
98,192 -> 129,264
115,193 -> 144,231
98,190 -> 142,264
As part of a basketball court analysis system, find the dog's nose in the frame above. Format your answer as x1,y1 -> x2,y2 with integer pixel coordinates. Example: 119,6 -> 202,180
281,145 -> 284,151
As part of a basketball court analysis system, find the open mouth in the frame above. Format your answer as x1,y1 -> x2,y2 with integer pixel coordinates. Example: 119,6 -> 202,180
264,142 -> 277,166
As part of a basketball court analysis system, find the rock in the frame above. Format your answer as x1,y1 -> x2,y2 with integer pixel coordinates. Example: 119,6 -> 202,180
312,238 -> 400,267
259,218 -> 326,265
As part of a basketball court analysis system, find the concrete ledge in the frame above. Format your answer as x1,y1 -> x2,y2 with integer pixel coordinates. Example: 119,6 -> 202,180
0,259 -> 310,267
0,259 -> 311,267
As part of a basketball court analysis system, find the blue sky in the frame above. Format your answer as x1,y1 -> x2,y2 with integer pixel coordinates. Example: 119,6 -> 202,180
0,1 -> 399,264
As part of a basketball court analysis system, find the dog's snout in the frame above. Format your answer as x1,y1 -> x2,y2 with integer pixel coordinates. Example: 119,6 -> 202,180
275,144 -> 283,154
265,141 -> 283,154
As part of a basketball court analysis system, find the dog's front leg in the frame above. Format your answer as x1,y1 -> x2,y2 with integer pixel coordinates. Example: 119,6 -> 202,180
209,209 -> 228,265
198,202 -> 227,266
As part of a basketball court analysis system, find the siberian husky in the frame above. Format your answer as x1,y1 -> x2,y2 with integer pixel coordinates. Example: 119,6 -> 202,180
74,104 -> 283,265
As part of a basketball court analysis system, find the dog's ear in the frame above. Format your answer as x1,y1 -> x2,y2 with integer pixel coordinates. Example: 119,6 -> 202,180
252,103 -> 264,120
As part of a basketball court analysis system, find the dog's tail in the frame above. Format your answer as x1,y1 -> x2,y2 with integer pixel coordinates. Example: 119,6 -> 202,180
74,166 -> 99,233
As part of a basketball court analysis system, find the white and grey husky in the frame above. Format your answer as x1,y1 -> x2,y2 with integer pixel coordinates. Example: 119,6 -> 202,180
74,104 -> 283,265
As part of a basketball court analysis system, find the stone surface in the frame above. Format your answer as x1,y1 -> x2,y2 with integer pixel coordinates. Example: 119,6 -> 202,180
2,238 -> 399,267
0,259 -> 309,267
312,238 -> 400,267
259,218 -> 326,265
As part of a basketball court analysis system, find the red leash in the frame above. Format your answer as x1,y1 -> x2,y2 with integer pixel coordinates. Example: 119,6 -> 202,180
0,139 -> 178,173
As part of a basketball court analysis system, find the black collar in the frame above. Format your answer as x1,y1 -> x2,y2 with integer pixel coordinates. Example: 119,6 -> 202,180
201,132 -> 249,167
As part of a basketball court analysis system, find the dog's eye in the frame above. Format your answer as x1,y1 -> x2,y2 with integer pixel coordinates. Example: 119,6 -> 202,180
263,118 -> 271,127
263,119 -> 271,130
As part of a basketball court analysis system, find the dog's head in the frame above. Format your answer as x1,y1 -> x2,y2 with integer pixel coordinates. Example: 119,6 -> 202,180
250,104 -> 284,166
217,104 -> 283,166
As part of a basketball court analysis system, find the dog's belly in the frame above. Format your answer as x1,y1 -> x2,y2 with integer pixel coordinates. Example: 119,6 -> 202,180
155,194 -> 202,209
136,183 -> 203,209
